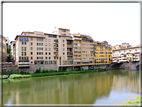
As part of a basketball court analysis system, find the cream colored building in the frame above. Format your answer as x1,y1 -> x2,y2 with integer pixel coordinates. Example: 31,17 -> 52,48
0,36 -> 7,63
10,41 -> 16,61
14,28 -> 74,68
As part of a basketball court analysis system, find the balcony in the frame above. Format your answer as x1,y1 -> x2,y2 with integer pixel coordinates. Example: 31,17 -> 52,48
54,40 -> 58,44
73,38 -> 82,40
67,53 -> 73,56
54,49 -> 58,52
54,54 -> 58,56
18,61 -> 30,68
54,45 -> 58,48
18,62 -> 30,65
74,49 -> 78,51
67,45 -> 73,48
74,59 -> 82,61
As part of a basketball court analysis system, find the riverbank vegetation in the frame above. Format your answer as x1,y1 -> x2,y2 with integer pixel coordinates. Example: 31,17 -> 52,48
6,68 -> 107,79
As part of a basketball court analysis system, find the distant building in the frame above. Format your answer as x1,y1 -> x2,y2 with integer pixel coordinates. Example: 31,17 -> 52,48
0,35 -> 7,62
112,45 -> 142,63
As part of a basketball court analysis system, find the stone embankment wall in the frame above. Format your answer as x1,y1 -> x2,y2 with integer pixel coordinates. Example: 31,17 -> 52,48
2,64 -> 58,74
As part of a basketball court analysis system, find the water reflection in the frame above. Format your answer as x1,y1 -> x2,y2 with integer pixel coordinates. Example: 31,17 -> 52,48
3,70 -> 140,104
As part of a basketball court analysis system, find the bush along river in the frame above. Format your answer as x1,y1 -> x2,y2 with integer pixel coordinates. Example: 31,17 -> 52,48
3,70 -> 140,105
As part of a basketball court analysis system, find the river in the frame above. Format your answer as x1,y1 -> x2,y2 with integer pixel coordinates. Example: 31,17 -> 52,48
3,70 -> 140,105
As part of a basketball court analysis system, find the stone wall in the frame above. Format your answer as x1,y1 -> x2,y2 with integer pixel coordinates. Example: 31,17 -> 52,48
2,64 -> 58,74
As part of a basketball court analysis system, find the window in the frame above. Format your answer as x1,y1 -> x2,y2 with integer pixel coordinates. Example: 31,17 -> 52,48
45,48 -> 47,51
63,40 -> 64,42
24,47 -> 26,51
59,36 -> 61,38
19,37 -> 21,41
46,57 -> 47,59
45,39 -> 47,42
63,48 -> 65,51
49,61 -> 52,64
49,43 -> 50,46
49,57 -> 51,59
61,30 -> 66,32
83,51 -> 85,53
37,48 -> 38,50
49,52 -> 50,55
83,55 -> 85,57
135,49 -> 137,51
49,48 -> 51,51
78,44 -> 81,46
49,39 -> 50,42
31,57 -> 33,59
82,47 -> 85,49
31,47 -> 33,50
24,33 -> 26,35
37,38 -> 38,41
45,43 -> 47,46
31,38 -> 33,40
22,42 -> 23,45
63,56 -> 65,59
78,55 -> 81,57
82,44 -> 85,46
31,52 -> 33,55
22,47 -> 23,51
24,42 -> 26,45
63,44 -> 64,47
45,52 -> 47,55
78,48 -> 81,50
31,42 -> 33,45
37,52 -> 38,55
37,43 -> 38,45
63,52 -> 65,55
45,61 -> 48,64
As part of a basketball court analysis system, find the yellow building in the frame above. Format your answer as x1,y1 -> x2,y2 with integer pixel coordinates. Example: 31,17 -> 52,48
73,33 -> 94,69
94,41 -> 112,65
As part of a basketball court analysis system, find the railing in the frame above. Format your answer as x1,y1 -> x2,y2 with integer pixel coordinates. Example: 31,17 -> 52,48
54,50 -> 58,52
67,45 -> 72,48
54,45 -> 58,47
74,60 -> 81,61
67,53 -> 73,55
18,62 -> 30,65
54,41 -> 58,43
74,63 -> 82,65
54,54 -> 58,56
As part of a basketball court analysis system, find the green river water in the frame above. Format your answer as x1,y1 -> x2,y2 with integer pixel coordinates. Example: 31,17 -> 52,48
3,70 -> 140,105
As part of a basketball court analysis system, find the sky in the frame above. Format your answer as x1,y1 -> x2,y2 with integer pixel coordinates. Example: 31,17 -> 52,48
3,3 -> 140,46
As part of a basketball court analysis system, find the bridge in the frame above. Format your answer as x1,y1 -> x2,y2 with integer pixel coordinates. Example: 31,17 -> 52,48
108,61 -> 141,70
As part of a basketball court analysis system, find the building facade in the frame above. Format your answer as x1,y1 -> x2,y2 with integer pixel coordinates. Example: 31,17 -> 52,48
13,28 -> 113,71
112,45 -> 142,63
94,41 -> 112,65
0,36 -> 7,63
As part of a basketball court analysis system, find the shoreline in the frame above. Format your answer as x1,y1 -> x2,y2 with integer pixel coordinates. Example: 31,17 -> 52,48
2,69 -> 107,80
